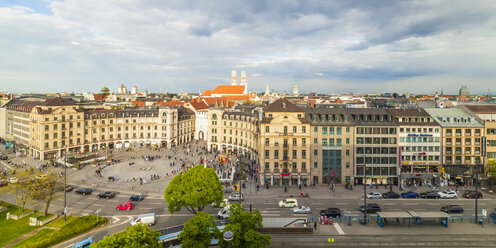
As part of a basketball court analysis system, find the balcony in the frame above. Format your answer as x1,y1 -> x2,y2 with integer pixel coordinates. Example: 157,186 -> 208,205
282,169 -> 290,173
283,144 -> 289,148
445,151 -> 452,155
274,168 -> 280,173
292,168 -> 299,173
301,169 -> 307,173
455,133 -> 462,136
446,142 -> 452,145
465,142 -> 471,145
282,157 -> 290,161
455,142 -> 461,145
465,151 -> 471,154
455,151 -> 461,154
475,142 -> 480,145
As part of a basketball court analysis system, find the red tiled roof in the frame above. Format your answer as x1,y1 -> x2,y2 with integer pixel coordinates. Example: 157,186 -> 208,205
94,94 -> 109,101
212,85 -> 245,95
131,101 -> 146,107
201,90 -> 214,96
153,100 -> 185,106
224,95 -> 250,101
190,101 -> 209,110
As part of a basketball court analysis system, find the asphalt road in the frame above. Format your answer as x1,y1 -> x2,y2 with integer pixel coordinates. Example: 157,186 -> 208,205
3,185 -> 495,247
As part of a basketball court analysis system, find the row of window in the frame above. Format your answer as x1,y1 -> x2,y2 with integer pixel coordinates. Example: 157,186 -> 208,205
355,166 -> 397,176
264,138 -> 307,146
44,114 -> 81,121
399,137 -> 440,143
399,127 -> 439,133
356,147 -> 397,155
356,137 -> 397,145
445,128 -> 482,136
445,137 -> 481,145
445,156 -> 482,164
313,138 -> 346,147
401,146 -> 440,152
313,126 -> 350,135
356,127 -> 397,135
264,162 -> 307,170
314,149 -> 350,156
265,126 -> 307,133
264,149 -> 307,159
402,155 -> 440,161
222,121 -> 254,129
356,157 -> 398,165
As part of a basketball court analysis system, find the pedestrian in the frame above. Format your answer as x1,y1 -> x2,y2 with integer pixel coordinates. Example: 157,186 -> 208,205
314,221 -> 317,231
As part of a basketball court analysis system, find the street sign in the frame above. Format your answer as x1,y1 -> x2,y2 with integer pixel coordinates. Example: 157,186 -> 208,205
482,209 -> 487,218
64,207 -> 68,214
482,136 -> 486,157
29,217 -> 37,226
328,238 -> 334,243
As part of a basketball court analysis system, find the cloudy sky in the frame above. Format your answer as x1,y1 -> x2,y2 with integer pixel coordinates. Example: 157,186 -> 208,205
1,0 -> 495,95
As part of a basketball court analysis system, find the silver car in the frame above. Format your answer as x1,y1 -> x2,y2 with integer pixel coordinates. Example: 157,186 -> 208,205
293,205 -> 311,214
366,192 -> 383,199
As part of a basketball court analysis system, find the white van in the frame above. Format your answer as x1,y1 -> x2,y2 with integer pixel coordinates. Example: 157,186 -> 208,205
130,213 -> 156,226
217,206 -> 231,219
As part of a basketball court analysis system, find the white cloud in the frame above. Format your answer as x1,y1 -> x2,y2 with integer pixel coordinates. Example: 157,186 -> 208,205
0,0 -> 495,94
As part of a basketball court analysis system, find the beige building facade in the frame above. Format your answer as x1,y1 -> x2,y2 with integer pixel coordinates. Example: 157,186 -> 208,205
259,99 -> 311,186
207,108 -> 259,160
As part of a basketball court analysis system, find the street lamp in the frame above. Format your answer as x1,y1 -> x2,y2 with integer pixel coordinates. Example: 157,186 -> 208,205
63,146 -> 67,221
362,155 -> 367,224
471,155 -> 479,223
223,230 -> 233,248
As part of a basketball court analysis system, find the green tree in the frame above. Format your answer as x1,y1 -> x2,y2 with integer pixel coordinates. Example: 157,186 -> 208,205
0,169 -> 33,213
219,203 -> 271,248
91,224 -> 161,248
30,170 -> 64,216
164,165 -> 223,214
179,211 -> 219,248
488,160 -> 496,178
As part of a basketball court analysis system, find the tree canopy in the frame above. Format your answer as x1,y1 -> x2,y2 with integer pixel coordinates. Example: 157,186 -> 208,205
30,170 -> 64,216
0,169 -> 33,213
179,211 -> 219,248
164,165 -> 223,214
91,224 -> 161,248
219,203 -> 271,248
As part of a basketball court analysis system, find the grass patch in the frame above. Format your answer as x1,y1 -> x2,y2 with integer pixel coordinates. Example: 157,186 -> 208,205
0,208 -> 39,247
36,213 -> 54,221
12,215 -> 109,248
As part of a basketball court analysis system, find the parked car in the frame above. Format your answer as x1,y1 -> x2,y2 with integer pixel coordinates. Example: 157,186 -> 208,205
116,202 -> 135,211
401,191 -> 419,198
382,191 -> 400,199
463,190 -> 482,199
73,238 -> 93,248
366,192 -> 382,199
279,198 -> 298,208
360,203 -> 381,213
293,205 -> 311,214
65,185 -> 74,192
129,194 -> 145,202
7,177 -> 18,184
320,208 -> 341,218
212,199 -> 230,208
75,188 -> 92,195
420,191 -> 439,199
441,205 -> 463,214
438,190 -> 457,199
97,191 -> 116,199
35,173 -> 48,180
228,193 -> 244,201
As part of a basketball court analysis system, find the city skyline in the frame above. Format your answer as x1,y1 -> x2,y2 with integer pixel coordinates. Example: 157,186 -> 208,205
1,0 -> 496,94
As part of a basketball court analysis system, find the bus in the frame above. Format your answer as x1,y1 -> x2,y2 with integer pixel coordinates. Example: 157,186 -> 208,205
158,226 -> 225,248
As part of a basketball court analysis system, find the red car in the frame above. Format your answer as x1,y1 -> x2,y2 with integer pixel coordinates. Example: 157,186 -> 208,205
116,202 -> 135,211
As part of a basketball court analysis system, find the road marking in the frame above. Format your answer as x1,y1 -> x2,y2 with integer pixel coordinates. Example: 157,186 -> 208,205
93,204 -> 105,207
334,223 -> 345,235
403,203 -> 417,205
82,209 -> 93,212
334,203 -> 346,205
427,203 -> 439,205
1,161 -> 13,170
140,207 -> 153,210
261,214 -> 281,217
